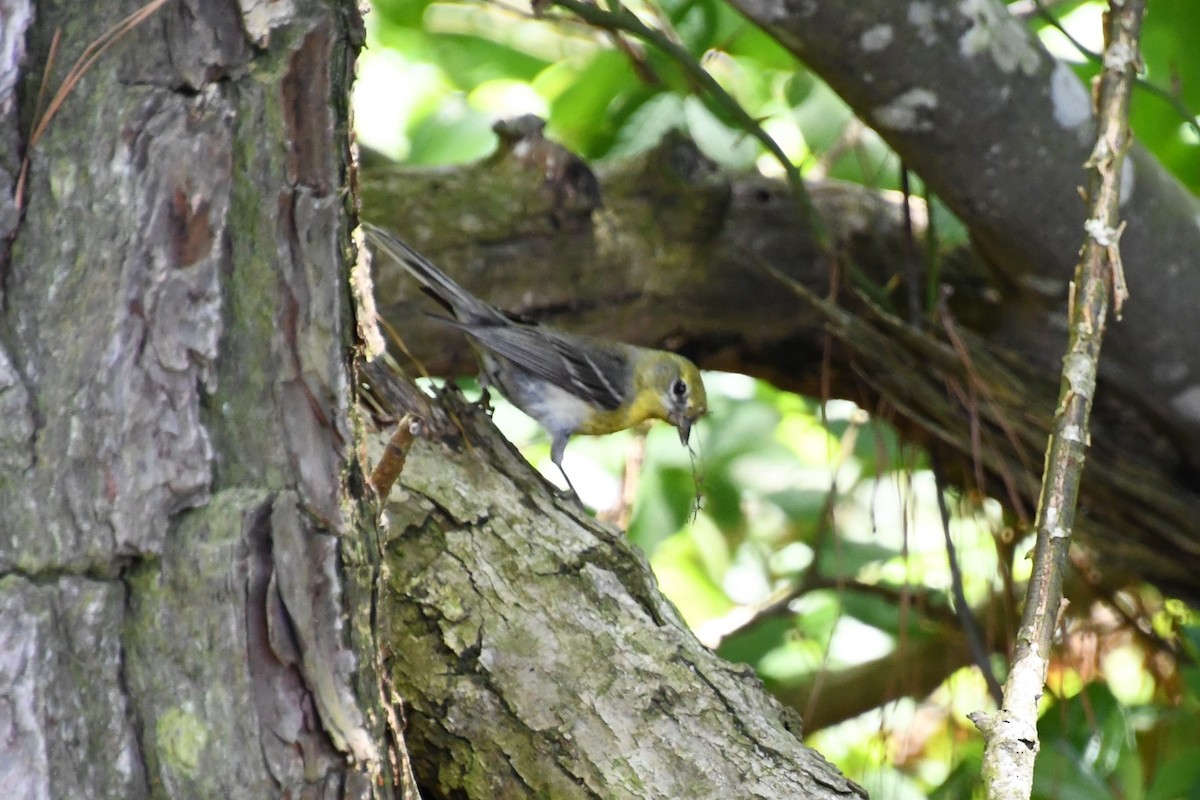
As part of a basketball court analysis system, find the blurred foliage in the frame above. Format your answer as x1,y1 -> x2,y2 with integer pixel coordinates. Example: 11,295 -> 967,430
360,0 -> 1200,188
362,0 -> 1200,796
1037,0 -> 1200,192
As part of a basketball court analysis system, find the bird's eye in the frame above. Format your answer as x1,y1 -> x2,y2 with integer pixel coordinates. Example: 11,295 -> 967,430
671,378 -> 688,398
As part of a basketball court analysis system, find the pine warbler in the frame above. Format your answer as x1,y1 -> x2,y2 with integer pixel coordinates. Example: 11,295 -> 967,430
364,223 -> 707,495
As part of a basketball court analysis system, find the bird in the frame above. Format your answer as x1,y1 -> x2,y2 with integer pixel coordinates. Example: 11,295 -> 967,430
363,222 -> 707,497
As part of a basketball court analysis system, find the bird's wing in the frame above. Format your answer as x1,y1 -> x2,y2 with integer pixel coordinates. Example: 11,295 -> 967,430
461,323 -> 629,412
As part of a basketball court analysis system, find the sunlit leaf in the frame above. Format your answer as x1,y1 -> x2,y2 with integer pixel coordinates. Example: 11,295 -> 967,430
723,23 -> 801,72
816,537 -> 900,578
702,398 -> 781,461
430,34 -> 552,90
683,96 -> 759,169
716,613 -> 796,666
649,530 -> 734,626
629,464 -> 701,553
604,91 -> 688,159
928,741 -> 985,800
840,589 -> 944,638
405,98 -> 496,165
1034,685 -> 1132,800
541,49 -> 644,156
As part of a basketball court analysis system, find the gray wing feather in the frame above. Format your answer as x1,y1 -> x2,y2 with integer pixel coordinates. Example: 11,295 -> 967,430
460,324 -> 628,411
365,223 -> 629,410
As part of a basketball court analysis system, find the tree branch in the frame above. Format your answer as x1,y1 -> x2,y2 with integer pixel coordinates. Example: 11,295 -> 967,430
376,392 -> 867,798
973,2 -> 1145,797
727,0 -> 1200,466
361,133 -> 1200,606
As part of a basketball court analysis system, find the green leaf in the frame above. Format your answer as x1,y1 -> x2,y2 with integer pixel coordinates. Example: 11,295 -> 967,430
668,0 -> 720,53
840,589 -> 944,638
604,92 -> 688,160
856,768 -> 935,800
816,537 -> 899,577
649,530 -> 733,626
702,398 -> 781,461
1146,746 -> 1200,800
928,744 -> 985,800
723,23 -> 801,72
1034,684 -> 1134,800
792,80 -> 856,154
763,487 -> 826,536
694,465 -> 746,532
680,96 -> 758,168
405,99 -> 496,165
432,34 -> 552,90
629,464 -> 700,553
542,50 -> 644,156
371,0 -> 433,28
832,417 -> 912,474
1034,739 -> 1119,800
1130,0 -> 1200,192
716,613 -> 796,666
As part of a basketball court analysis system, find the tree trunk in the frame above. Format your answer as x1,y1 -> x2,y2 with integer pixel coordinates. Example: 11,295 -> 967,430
1,0 -> 373,796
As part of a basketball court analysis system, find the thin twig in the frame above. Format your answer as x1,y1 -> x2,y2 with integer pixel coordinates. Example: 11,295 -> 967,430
17,0 -> 170,208
1031,0 -> 1200,141
29,29 -> 61,142
895,163 -> 1000,701
930,453 -> 1004,705
974,3 -> 1145,797
369,414 -> 425,499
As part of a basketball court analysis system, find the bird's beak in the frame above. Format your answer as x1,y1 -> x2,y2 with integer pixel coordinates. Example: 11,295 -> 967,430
676,417 -> 692,446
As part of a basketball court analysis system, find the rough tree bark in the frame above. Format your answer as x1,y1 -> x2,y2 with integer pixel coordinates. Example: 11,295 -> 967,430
368,395 -> 864,797
0,0 -> 374,797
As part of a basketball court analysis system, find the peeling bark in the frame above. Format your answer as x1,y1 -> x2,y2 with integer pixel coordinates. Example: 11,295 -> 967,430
0,576 -> 146,800
1,1 -> 375,797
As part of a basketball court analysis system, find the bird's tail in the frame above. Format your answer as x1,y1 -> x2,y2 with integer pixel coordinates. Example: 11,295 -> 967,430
363,222 -> 502,324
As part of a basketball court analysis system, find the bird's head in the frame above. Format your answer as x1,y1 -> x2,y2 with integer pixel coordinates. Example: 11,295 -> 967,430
656,354 -> 707,447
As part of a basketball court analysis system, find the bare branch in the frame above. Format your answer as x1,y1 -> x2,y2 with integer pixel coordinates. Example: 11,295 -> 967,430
973,3 -> 1146,798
